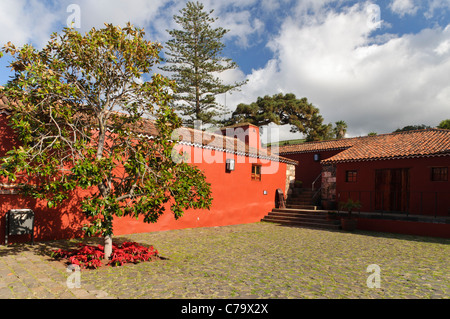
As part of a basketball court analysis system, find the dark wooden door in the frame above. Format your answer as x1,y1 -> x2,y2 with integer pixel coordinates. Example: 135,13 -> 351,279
375,168 -> 410,212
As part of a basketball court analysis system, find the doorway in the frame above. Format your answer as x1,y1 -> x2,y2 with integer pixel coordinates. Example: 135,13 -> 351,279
375,168 -> 410,212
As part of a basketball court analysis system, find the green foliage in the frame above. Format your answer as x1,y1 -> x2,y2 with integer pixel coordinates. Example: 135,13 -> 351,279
161,1 -> 247,126
227,93 -> 342,141
339,199 -> 362,216
438,119 -> 450,130
333,120 -> 347,139
394,124 -> 431,132
0,23 -> 212,239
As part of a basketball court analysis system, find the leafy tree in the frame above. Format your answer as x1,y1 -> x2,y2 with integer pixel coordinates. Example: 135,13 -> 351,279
0,23 -> 212,259
394,124 -> 431,132
161,1 -> 246,126
227,93 -> 334,141
438,119 -> 450,129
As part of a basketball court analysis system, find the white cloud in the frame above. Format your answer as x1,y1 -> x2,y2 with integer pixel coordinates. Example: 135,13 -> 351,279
389,0 -> 419,17
200,0 -> 268,48
424,0 -> 450,19
0,0 -> 171,48
1,0 -> 449,138
218,11 -> 265,48
0,0 -> 59,48
228,1 -> 450,137
72,0 -> 171,39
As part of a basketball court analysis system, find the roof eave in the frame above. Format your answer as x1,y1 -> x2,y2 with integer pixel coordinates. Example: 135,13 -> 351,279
321,152 -> 450,165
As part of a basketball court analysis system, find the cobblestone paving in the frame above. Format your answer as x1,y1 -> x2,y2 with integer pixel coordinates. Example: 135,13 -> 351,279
1,223 -> 449,299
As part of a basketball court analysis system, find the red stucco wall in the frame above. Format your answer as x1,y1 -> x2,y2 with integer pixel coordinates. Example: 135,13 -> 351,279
336,157 -> 450,217
112,147 -> 287,236
283,147 -> 450,238
0,115 -> 287,243
281,150 -> 342,187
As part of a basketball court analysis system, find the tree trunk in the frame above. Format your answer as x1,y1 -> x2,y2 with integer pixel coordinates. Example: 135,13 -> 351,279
104,235 -> 113,260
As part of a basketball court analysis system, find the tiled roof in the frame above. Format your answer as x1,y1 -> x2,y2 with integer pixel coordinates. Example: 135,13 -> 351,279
279,127 -> 450,163
0,87 -> 10,113
0,89 -> 297,165
174,126 -> 298,164
278,137 -> 362,154
322,129 -> 450,163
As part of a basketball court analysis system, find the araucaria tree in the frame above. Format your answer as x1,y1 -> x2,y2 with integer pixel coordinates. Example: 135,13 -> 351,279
161,1 -> 246,126
0,23 -> 212,259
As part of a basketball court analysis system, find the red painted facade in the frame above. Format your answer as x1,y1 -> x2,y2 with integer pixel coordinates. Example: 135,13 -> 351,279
280,150 -> 342,187
335,157 -> 450,218
280,140 -> 450,238
0,114 -> 291,243
112,148 -> 288,236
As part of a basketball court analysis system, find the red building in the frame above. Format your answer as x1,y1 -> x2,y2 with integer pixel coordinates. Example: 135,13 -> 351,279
0,93 -> 297,244
279,130 -> 450,238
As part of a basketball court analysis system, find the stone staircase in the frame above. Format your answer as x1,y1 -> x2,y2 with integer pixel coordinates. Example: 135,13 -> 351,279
261,187 -> 342,230
285,187 -> 318,210
261,208 -> 341,230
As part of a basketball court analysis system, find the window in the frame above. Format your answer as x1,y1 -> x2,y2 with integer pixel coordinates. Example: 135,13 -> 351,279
346,170 -> 357,183
431,167 -> 448,181
251,164 -> 262,181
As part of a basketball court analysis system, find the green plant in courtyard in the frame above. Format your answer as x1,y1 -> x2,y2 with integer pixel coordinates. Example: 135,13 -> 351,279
339,198 -> 362,217
51,241 -> 159,269
339,198 -> 361,231
0,23 -> 212,259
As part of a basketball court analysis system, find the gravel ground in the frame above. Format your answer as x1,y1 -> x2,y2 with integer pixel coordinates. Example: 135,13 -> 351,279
1,222 -> 449,299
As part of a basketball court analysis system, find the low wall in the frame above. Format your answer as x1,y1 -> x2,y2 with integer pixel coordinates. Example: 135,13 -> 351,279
356,217 -> 450,239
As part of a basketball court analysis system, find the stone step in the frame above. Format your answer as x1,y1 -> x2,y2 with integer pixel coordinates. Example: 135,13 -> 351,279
261,208 -> 341,231
268,210 -> 326,218
271,207 -> 328,213
286,200 -> 316,206
264,214 -> 328,223
286,204 -> 317,210
289,194 -> 315,200
290,190 -> 315,195
261,217 -> 341,230
290,188 -> 315,195
287,198 -> 314,203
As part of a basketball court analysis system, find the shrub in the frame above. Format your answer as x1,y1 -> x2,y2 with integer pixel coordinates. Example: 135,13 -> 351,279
51,241 -> 159,269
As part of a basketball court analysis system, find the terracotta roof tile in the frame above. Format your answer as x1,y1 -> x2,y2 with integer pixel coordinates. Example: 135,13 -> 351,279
0,87 -> 10,112
171,126 -> 298,164
0,89 -> 297,165
322,129 -> 450,163
278,136 -> 365,154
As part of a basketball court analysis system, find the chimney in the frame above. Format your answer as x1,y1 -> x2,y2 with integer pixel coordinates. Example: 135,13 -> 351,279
220,123 -> 261,150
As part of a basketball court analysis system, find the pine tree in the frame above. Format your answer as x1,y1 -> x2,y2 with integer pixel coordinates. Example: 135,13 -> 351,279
227,93 -> 332,141
161,1 -> 246,127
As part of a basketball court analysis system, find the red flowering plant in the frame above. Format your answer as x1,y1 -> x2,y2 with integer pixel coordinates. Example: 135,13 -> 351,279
51,241 -> 159,269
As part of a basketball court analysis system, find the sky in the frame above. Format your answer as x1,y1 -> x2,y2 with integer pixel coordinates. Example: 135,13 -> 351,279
0,0 -> 449,141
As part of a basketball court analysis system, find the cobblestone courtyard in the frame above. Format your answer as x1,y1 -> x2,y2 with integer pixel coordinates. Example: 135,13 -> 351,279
1,222 -> 449,299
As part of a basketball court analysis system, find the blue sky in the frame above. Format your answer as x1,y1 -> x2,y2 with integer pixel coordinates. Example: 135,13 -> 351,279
1,0 -> 449,140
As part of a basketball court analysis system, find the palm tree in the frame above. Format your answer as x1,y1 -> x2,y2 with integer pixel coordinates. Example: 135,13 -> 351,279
334,120 -> 348,139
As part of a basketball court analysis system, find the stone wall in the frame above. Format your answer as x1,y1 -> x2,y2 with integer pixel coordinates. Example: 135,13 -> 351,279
285,164 -> 296,196
321,164 -> 337,203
